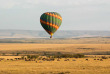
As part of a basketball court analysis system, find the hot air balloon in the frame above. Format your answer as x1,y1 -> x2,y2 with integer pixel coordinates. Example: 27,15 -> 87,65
40,12 -> 62,38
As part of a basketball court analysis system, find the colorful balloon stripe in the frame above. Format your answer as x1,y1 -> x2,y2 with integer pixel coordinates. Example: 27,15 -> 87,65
40,19 -> 59,30
45,13 -> 62,21
45,29 -> 53,35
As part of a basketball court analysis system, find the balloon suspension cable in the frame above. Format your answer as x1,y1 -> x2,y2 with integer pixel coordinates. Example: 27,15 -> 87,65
50,35 -> 52,38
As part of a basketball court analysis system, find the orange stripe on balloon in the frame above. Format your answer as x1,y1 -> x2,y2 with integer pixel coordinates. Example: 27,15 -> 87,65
40,19 -> 59,30
45,13 -> 62,21
45,29 -> 53,36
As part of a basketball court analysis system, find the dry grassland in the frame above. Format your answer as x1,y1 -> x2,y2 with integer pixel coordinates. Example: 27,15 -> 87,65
0,42 -> 110,74
0,44 -> 110,54
0,58 -> 110,74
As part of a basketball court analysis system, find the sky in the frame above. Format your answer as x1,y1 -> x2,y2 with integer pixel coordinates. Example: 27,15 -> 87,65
0,0 -> 110,31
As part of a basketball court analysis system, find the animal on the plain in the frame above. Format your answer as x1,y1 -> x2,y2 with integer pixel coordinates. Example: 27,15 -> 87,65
85,59 -> 88,61
0,58 -> 4,60
64,59 -> 69,61
14,58 -> 18,60
100,59 -> 103,61
7,59 -> 9,60
72,59 -> 76,61
94,59 -> 96,60
57,59 -> 60,61
42,58 -> 46,61
25,59 -> 31,61
10,59 -> 13,61
97,59 -> 99,60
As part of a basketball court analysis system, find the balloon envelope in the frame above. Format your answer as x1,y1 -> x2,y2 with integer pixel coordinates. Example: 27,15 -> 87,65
40,12 -> 62,38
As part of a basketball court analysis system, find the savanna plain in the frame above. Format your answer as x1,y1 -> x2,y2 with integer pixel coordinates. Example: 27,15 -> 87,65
0,38 -> 110,74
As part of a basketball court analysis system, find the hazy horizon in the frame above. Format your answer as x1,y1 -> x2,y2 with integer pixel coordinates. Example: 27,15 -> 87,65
0,29 -> 110,31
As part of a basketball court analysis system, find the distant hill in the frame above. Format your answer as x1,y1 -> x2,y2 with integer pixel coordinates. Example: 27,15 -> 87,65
0,30 -> 110,38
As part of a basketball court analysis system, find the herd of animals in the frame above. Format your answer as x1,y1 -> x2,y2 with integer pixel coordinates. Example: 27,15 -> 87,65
0,56 -> 109,63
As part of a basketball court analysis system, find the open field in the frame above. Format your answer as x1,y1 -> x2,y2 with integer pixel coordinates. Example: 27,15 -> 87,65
0,38 -> 110,74
0,43 -> 110,55
0,56 -> 110,74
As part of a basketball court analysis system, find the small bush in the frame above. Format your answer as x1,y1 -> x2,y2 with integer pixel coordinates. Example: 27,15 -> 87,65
2,53 -> 5,56
73,54 -> 85,58
27,55 -> 39,59
101,56 -> 108,59
16,53 -> 20,56
21,56 -> 25,59
53,54 -> 84,58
